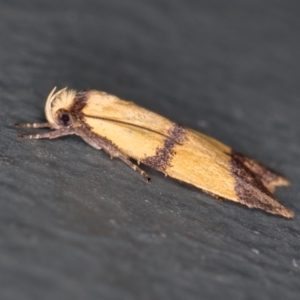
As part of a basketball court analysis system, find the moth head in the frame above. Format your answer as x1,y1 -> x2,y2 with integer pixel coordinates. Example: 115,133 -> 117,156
45,87 -> 76,129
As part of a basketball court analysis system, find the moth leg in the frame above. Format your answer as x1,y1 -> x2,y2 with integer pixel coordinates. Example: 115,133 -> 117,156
75,127 -> 151,182
15,122 -> 51,128
117,153 -> 151,182
18,128 -> 75,139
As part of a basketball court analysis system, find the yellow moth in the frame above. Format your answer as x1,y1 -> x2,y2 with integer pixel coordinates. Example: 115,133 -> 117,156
16,87 -> 293,218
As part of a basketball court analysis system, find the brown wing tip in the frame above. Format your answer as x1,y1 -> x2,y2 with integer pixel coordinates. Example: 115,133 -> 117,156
265,177 -> 290,193
230,150 -> 293,218
280,207 -> 294,219
231,150 -> 290,190
273,177 -> 290,187
237,194 -> 294,218
264,200 -> 294,218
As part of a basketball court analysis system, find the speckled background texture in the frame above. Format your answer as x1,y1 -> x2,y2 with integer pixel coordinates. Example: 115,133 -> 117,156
0,0 -> 300,299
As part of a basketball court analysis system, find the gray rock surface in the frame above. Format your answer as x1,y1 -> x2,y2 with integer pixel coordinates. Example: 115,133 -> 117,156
0,0 -> 300,299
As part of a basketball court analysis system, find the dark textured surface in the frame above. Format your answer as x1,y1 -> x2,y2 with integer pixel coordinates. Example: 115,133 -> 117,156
1,1 -> 300,299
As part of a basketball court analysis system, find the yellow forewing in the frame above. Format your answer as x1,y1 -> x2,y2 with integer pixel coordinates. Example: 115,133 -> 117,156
167,130 -> 237,201
84,116 -> 167,159
82,91 -> 237,201
82,91 -> 176,141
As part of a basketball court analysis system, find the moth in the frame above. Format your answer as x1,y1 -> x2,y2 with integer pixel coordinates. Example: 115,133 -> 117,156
16,87 -> 293,218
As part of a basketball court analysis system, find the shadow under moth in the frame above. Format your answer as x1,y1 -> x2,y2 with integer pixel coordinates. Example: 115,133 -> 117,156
16,87 -> 293,218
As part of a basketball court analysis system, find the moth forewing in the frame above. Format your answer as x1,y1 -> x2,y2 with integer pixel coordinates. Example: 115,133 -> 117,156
167,130 -> 237,200
82,91 -> 181,143
16,87 -> 294,218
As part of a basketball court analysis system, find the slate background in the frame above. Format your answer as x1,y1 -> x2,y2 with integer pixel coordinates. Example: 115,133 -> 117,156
0,0 -> 300,299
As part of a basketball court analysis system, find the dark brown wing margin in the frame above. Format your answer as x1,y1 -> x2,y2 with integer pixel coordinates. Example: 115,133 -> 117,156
230,150 -> 293,218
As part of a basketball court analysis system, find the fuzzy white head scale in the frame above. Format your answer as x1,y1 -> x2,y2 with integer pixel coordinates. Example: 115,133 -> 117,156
45,87 -> 76,128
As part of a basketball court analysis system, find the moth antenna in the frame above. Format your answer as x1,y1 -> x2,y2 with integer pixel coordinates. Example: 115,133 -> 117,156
44,86 -> 68,128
